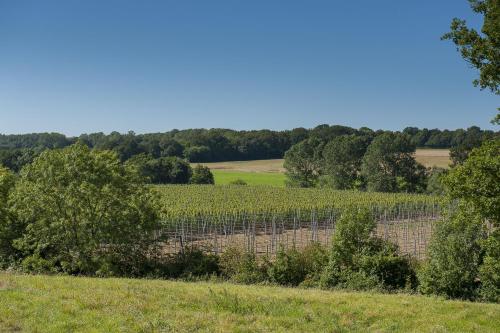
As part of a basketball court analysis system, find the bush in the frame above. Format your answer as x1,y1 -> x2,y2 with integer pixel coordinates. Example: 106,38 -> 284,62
190,165 -> 215,184
165,247 -> 220,279
0,166 -> 21,268
8,143 -> 162,276
320,209 -> 416,291
479,229 -> 500,302
219,245 -> 267,284
229,179 -> 247,186
418,206 -> 486,300
267,246 -> 308,286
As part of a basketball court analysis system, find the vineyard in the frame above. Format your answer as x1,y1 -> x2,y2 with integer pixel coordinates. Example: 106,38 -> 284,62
154,185 -> 443,258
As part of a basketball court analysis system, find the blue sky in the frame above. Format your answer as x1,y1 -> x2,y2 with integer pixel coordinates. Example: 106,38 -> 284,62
0,1 -> 498,135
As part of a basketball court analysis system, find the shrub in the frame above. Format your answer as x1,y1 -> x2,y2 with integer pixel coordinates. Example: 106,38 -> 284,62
479,229 -> 500,302
267,246 -> 308,286
320,208 -> 415,291
0,166 -> 21,268
219,245 -> 267,284
166,247 -> 220,279
229,179 -> 247,186
299,242 -> 328,286
190,165 -> 215,184
418,206 -> 486,300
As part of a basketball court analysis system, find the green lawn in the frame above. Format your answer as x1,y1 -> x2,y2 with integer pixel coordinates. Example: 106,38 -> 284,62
1,273 -> 499,332
212,170 -> 286,186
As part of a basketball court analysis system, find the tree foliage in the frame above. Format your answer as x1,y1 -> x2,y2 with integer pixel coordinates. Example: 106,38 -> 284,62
284,138 -> 323,187
418,206 -> 486,300
126,154 -> 192,184
8,143 -> 161,276
361,133 -> 426,193
190,165 -> 215,184
322,135 -> 370,189
320,209 -> 415,291
442,0 -> 500,123
444,139 -> 500,225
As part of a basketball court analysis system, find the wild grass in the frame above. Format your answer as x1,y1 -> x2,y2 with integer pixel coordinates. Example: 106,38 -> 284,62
0,273 -> 498,332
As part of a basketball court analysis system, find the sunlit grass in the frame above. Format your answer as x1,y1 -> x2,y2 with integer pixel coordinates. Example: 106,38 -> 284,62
0,273 -> 498,332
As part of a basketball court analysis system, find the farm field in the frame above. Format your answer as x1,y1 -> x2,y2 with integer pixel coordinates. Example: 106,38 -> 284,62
196,149 -> 451,186
211,170 -> 287,186
155,185 -> 440,218
1,273 -> 499,333
414,148 -> 451,168
155,185 -> 441,257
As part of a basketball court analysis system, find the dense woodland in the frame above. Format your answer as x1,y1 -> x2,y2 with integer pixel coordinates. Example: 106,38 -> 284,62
0,125 -> 497,171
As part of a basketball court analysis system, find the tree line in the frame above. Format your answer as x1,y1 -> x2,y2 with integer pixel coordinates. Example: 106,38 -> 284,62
0,126 -> 497,172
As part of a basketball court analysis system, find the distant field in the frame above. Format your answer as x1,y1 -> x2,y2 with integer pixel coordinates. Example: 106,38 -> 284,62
414,148 -> 451,168
212,170 -> 286,186
197,159 -> 285,173
195,149 -> 451,186
1,273 -> 499,332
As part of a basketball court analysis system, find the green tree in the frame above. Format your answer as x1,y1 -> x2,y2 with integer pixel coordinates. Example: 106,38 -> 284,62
320,209 -> 415,291
444,139 -> 500,302
126,154 -> 192,184
442,0 -> 500,123
444,139 -> 500,224
361,133 -> 426,192
284,138 -> 323,188
322,135 -> 370,189
418,206 -> 486,300
190,165 -> 215,184
0,166 -> 19,267
426,167 -> 448,195
9,143 -> 161,276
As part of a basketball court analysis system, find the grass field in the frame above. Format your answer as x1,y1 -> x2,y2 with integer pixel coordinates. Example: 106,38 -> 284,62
211,170 -> 287,186
1,273 -> 499,332
197,149 -> 451,186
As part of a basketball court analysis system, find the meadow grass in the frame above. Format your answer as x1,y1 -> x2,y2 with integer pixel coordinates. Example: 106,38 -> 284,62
212,170 -> 286,186
1,273 -> 499,332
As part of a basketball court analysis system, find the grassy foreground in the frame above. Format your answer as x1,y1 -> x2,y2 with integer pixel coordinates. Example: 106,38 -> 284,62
1,273 -> 499,332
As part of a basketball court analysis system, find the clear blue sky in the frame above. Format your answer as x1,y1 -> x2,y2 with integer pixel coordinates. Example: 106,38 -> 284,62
0,1 -> 498,135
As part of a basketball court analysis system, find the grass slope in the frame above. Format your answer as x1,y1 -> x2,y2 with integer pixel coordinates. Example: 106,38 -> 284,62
1,273 -> 499,332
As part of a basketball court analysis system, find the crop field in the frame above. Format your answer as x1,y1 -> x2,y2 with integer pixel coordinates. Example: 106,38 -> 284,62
154,186 -> 441,257
414,148 -> 451,168
155,185 -> 441,218
1,273 -> 498,332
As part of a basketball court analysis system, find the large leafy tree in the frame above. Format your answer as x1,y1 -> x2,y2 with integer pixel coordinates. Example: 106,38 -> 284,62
8,143 -> 161,276
444,139 -> 500,224
442,0 -> 500,123
361,133 -> 426,192
284,138 -> 324,188
0,166 -> 18,267
422,140 -> 500,301
322,135 -> 371,189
